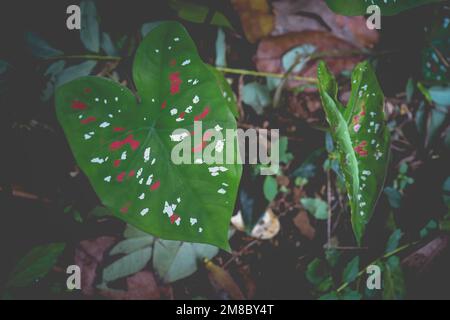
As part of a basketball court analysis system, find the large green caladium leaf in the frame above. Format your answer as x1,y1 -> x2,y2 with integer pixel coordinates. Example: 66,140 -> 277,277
55,22 -> 242,250
317,61 -> 390,245
325,0 -> 443,16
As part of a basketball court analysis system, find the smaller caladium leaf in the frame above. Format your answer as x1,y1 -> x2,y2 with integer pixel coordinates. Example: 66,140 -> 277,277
56,22 -> 242,250
317,61 -> 390,245
325,0 -> 443,16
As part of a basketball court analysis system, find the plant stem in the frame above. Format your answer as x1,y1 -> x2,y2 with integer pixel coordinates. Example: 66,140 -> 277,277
46,55 -> 122,61
214,66 -> 318,83
335,240 -> 419,293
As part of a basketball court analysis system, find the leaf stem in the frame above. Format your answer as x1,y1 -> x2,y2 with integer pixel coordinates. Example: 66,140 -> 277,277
335,240 -> 419,293
45,55 -> 122,61
214,66 -> 318,83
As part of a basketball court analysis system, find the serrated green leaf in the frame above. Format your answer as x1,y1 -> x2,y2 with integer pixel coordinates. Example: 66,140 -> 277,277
55,22 -> 241,250
102,247 -> 152,282
382,256 -> 405,300
317,61 -> 390,245
325,0 -> 443,16
342,256 -> 360,283
25,32 -> 63,58
80,0 -> 100,53
6,243 -> 65,288
301,197 -> 328,220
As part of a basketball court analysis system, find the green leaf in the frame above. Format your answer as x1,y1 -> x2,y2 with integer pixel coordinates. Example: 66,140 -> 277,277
206,65 -> 238,117
242,82 -> 271,115
42,60 -> 66,101
55,61 -> 97,88
102,247 -> 152,283
341,288 -> 362,300
282,45 -> 316,73
6,243 -> 65,288
25,32 -> 63,58
384,187 -> 402,209
319,291 -> 339,300
169,0 -> 233,29
55,22 -> 241,250
80,0 -> 100,53
301,198 -> 328,220
101,32 -> 118,57
342,256 -> 360,283
109,236 -> 154,255
263,176 -> 278,202
385,229 -> 403,253
215,28 -> 227,68
141,21 -> 165,38
317,61 -> 390,245
306,258 -> 330,286
382,256 -> 405,300
278,136 -> 294,164
443,177 -> 450,207
153,239 -> 218,283
325,0 -> 443,16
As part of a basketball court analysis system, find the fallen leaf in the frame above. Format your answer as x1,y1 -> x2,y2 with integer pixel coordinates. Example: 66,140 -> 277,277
205,259 -> 246,300
74,236 -> 116,296
99,271 -> 161,300
293,210 -> 316,240
231,0 -> 275,43
250,208 -> 280,239
256,31 -> 362,89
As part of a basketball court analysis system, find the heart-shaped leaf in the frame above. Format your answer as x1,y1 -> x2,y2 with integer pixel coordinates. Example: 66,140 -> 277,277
317,61 -> 390,245
55,22 -> 242,250
325,0 -> 443,16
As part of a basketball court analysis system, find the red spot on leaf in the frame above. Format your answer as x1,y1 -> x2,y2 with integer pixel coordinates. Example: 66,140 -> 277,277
169,72 -> 182,95
113,127 -> 126,132
117,172 -> 126,182
113,159 -> 121,167
71,100 -> 87,110
170,214 -> 180,224
84,88 -> 92,94
110,134 -> 140,151
178,112 -> 186,120
150,180 -> 160,191
194,106 -> 210,121
120,206 -> 129,214
161,101 -> 167,109
80,116 -> 96,124
128,170 -> 135,177
354,141 -> 368,157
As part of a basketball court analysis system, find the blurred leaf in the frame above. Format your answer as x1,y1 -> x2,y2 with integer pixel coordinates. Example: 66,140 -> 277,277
141,21 -> 165,37
242,82 -> 271,114
443,177 -> 450,207
384,187 -> 402,209
301,198 -> 328,220
263,176 -> 278,202
109,236 -> 154,256
101,32 -> 118,56
342,256 -> 359,283
341,288 -> 362,300
306,258 -> 329,286
6,243 -> 65,288
80,0 -> 100,53
41,60 -> 66,101
293,210 -> 316,240
427,108 -> 447,147
102,247 -> 152,283
153,239 -> 218,283
205,259 -> 245,299
124,224 -> 150,239
319,291 -> 339,300
282,45 -> 316,73
420,219 -> 438,238
278,136 -> 293,164
89,205 -> 111,218
169,0 -> 232,29
215,28 -> 227,67
382,256 -> 405,300
406,78 -> 415,103
250,208 -> 280,239
231,0 -> 274,43
385,229 -> 403,253
318,61 -> 390,245
55,60 -> 97,88
325,0 -> 443,16
25,32 -> 63,58
325,248 -> 341,268
429,86 -> 450,107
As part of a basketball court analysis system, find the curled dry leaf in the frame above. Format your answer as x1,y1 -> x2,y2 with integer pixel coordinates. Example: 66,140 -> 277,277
251,208 -> 280,239
205,259 -> 246,300
74,236 -> 116,296
256,31 -> 362,89
231,0 -> 275,43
